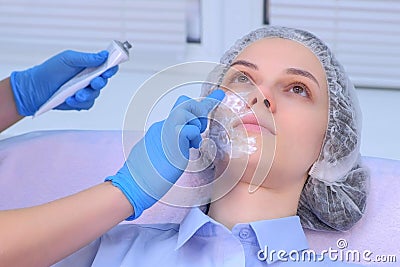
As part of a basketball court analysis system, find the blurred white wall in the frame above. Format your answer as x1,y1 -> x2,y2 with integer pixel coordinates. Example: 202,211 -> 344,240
1,0 -> 399,160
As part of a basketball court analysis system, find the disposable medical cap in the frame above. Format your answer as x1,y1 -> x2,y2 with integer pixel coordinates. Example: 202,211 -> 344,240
205,26 -> 369,231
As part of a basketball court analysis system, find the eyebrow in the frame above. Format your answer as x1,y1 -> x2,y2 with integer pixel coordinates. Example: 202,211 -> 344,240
231,60 -> 320,87
286,68 -> 320,87
230,60 -> 259,71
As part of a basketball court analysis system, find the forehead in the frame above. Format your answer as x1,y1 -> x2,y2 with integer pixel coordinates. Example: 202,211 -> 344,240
234,38 -> 327,85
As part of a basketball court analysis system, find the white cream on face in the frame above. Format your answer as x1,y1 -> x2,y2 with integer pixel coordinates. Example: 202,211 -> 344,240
207,90 -> 258,159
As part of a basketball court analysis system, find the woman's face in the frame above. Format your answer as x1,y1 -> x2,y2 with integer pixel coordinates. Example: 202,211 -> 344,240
216,37 -> 329,190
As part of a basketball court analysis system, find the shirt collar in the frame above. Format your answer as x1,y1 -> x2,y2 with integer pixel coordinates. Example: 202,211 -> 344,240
250,216 -> 309,264
175,208 -> 309,263
175,207 -> 214,250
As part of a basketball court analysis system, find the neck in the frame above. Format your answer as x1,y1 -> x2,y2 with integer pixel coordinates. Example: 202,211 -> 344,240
208,180 -> 304,230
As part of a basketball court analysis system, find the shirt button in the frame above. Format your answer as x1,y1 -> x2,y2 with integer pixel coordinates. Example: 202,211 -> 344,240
239,228 -> 250,239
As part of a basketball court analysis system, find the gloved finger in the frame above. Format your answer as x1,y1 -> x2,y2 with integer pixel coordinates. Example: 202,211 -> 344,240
75,87 -> 101,102
169,96 -> 203,131
62,50 -> 108,68
200,89 -> 225,113
163,110 -> 202,162
187,89 -> 225,132
61,96 -> 95,110
101,65 -> 119,79
170,90 -> 225,132
180,125 -> 202,149
90,76 -> 107,91
166,109 -> 202,131
171,95 -> 192,111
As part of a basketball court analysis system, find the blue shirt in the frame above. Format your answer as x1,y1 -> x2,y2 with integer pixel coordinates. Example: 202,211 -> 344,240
54,208 -> 364,266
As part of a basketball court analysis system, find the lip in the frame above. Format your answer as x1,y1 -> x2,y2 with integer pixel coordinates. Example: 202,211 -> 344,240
235,114 -> 276,135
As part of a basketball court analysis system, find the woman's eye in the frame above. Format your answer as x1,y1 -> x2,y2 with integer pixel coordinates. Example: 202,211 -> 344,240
231,72 -> 252,84
236,74 -> 250,83
289,84 -> 310,98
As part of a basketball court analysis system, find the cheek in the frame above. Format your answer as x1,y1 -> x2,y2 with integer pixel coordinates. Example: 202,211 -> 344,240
275,109 -> 327,172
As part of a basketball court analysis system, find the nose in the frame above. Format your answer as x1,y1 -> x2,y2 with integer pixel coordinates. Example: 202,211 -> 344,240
247,87 -> 275,113
264,99 -> 270,108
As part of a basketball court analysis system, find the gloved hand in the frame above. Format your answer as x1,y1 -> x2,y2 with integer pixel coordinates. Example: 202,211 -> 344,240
106,89 -> 225,220
10,50 -> 119,116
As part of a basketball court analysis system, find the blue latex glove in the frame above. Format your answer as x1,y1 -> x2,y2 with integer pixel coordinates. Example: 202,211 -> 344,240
10,50 -> 119,116
106,89 -> 225,220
